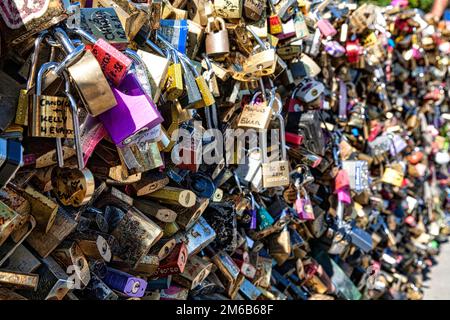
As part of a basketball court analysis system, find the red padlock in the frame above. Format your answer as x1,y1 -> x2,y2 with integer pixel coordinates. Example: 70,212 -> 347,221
346,39 -> 362,64
286,86 -> 303,112
153,242 -> 188,278
75,29 -> 132,87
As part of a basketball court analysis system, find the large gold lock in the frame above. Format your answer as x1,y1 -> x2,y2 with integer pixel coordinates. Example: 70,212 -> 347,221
205,17 -> 230,57
50,28 -> 117,117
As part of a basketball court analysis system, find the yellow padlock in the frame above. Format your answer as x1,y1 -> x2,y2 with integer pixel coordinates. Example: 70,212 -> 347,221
163,51 -> 184,101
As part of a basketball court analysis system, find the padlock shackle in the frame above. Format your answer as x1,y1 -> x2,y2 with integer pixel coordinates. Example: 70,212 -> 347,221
53,27 -> 76,54
206,17 -> 226,33
53,43 -> 86,76
202,53 -> 214,72
36,62 -> 59,96
62,70 -> 84,169
274,113 -> 287,161
27,31 -> 50,90
73,28 -> 98,44
145,38 -> 165,57
245,25 -> 272,50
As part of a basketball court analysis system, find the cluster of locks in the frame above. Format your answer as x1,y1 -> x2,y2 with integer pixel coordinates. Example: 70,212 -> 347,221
0,0 -> 450,300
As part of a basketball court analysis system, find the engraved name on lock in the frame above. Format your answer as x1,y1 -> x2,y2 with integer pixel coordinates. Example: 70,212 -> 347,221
31,96 -> 74,138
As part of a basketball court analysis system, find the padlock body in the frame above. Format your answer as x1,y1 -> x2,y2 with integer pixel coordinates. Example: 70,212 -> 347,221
163,63 -> 184,101
317,19 -> 337,37
68,50 -> 117,116
30,95 -> 74,139
206,29 -> 230,57
99,73 -> 163,147
91,38 -> 132,87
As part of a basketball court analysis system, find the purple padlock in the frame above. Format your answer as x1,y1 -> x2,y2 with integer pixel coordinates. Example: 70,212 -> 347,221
103,267 -> 147,297
99,73 -> 163,147
389,134 -> 407,157
325,41 -> 346,58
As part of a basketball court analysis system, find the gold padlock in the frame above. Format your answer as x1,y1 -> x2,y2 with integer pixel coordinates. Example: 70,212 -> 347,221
162,51 -> 184,101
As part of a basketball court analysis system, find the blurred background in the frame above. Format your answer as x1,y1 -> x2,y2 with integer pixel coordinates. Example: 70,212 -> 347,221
360,0 -> 434,11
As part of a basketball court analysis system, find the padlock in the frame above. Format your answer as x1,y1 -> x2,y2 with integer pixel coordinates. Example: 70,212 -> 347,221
98,72 -> 163,147
238,100 -> 272,130
240,28 -> 278,79
1,244 -> 41,273
187,0 -> 208,26
268,0 -> 283,35
131,49 -> 170,104
118,140 -> 163,174
81,272 -> 118,300
174,216 -> 216,257
294,182 -> 315,221
51,27 -> 117,117
268,225 -> 291,266
77,7 -> 129,50
149,238 -> 178,261
349,3 -> 376,34
205,17 -> 230,57
287,110 -> 326,156
134,199 -> 178,223
73,28 -> 132,87
296,78 -> 325,105
162,50 -> 184,101
177,53 -> 203,108
145,186 -> 197,208
71,230 -> 117,262
172,197 -> 209,230
342,160 -> 369,193
244,0 -> 265,21
0,269 -> 39,291
17,256 -> 70,300
30,61 -> 75,140
317,18 -> 337,38
293,9 -> 309,40
261,113 -> 290,189
186,20 -> 205,60
153,242 -> 188,278
161,0 -> 188,20
108,206 -> 163,269
51,241 -> 91,288
26,206 -> 78,258
0,200 -> 26,247
276,0 -> 298,23
172,254 -> 214,290
177,53 -> 215,109
100,267 -> 147,297
214,0 -> 243,19
157,19 -> 190,54
94,0 -> 148,41
21,185 -> 58,233
50,72 -> 96,207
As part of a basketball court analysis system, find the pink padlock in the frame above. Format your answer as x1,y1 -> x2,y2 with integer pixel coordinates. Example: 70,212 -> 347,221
317,19 -> 337,37
337,188 -> 352,204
